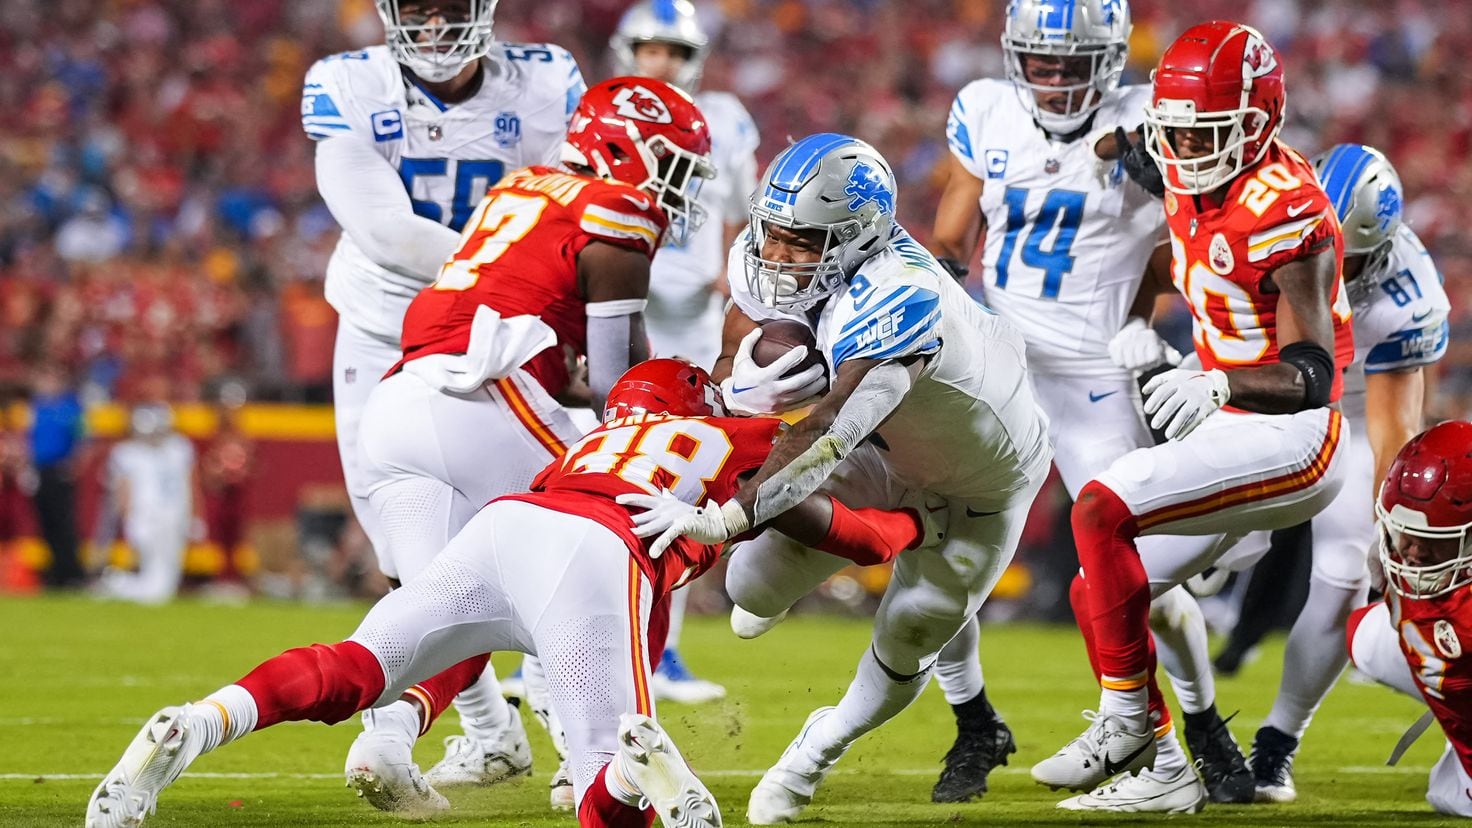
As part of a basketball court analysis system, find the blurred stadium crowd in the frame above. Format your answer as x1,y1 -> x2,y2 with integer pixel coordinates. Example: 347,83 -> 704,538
0,0 -> 1468,606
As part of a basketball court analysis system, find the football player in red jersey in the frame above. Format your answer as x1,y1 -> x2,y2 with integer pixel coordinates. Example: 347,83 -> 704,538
341,76 -> 713,805
84,360 -> 942,828
1348,421 -> 1472,818
1029,22 -> 1357,812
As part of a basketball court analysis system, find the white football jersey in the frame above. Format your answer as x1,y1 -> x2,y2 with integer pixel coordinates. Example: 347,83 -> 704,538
650,90 -> 760,295
302,44 -> 585,342
109,435 -> 195,522
946,79 -> 1162,379
729,227 -> 1052,502
1340,224 -> 1451,422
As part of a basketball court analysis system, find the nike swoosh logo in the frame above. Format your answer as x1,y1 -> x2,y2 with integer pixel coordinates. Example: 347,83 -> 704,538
1102,738 -> 1153,777
622,193 -> 652,210
1412,310 -> 1432,323
1088,390 -> 1118,403
731,385 -> 757,395
964,507 -> 1000,518
1286,201 -> 1313,217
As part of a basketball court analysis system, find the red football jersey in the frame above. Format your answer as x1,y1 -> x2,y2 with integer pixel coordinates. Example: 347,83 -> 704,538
497,413 -> 784,597
393,166 -> 668,396
1164,141 -> 1354,401
1391,589 -> 1472,778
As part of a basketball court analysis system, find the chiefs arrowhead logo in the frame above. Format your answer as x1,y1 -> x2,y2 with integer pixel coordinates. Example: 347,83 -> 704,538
612,85 -> 673,124
1241,33 -> 1278,79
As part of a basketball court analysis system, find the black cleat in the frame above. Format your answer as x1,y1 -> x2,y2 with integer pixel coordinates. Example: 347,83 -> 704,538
931,716 -> 1017,803
1183,707 -> 1254,804
1248,725 -> 1299,803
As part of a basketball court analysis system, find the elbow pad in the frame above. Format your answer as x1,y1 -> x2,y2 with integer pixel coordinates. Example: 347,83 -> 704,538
1279,340 -> 1335,409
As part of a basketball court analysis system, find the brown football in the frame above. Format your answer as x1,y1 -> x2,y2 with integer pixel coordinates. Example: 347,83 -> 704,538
752,319 -> 829,383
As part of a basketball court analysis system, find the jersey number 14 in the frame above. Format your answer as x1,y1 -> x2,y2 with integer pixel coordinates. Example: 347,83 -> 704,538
995,186 -> 1086,300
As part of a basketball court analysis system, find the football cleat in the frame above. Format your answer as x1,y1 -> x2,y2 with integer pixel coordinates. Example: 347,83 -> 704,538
344,720 -> 449,817
1249,725 -> 1299,803
730,605 -> 788,640
549,759 -> 574,811
617,713 -> 722,828
424,704 -> 533,787
931,715 -> 1017,803
1183,709 -> 1254,804
1031,710 -> 1156,792
747,707 -> 847,824
86,705 -> 208,828
1057,764 -> 1208,813
652,649 -> 727,705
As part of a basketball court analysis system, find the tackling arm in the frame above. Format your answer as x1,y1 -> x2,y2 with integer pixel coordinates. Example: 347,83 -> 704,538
313,137 -> 461,282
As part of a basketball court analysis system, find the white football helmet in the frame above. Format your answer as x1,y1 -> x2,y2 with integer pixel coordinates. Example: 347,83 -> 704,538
746,133 -> 896,312
1002,0 -> 1131,134
1312,143 -> 1403,277
376,0 -> 498,83
610,0 -> 710,92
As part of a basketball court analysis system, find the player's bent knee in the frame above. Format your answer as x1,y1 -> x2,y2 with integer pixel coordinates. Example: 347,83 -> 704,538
236,641 -> 385,728
1071,481 -> 1135,541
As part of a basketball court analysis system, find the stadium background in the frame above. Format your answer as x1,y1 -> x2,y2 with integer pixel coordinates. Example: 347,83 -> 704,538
0,0 -> 1468,609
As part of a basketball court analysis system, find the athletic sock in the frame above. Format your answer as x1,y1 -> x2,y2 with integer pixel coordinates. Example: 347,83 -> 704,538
191,684 -> 258,752
1151,585 -> 1216,715
934,615 -> 985,706
812,647 -> 932,764
1264,578 -> 1366,740
452,659 -> 512,741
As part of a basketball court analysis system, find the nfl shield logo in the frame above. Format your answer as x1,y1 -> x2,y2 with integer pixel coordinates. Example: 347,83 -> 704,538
427,124 -> 443,142
1435,619 -> 1462,659
1044,158 -> 1060,174
494,112 -> 522,149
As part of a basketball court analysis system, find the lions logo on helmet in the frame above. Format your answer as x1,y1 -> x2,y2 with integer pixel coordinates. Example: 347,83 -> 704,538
844,162 -> 895,215
1375,184 -> 1403,234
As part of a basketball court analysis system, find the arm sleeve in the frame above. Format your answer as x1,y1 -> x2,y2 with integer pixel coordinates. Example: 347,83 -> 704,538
586,311 -> 642,411
314,137 -> 462,283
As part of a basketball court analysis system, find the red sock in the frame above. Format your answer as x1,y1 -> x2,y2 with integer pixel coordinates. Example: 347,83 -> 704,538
814,497 -> 923,565
577,764 -> 654,828
405,655 -> 490,734
647,596 -> 670,672
1069,572 -> 1102,683
236,641 -> 384,729
1072,481 -> 1151,685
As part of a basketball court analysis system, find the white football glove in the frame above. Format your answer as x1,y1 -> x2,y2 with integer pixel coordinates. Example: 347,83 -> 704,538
1142,367 -> 1231,441
720,327 -> 827,415
616,491 -> 751,558
1108,317 -> 1182,373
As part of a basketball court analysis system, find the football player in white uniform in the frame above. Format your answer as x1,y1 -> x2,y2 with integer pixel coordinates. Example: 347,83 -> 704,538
928,0 -> 1240,808
301,0 -> 585,806
649,133 -> 1053,824
1151,144 -> 1450,803
610,0 -> 761,705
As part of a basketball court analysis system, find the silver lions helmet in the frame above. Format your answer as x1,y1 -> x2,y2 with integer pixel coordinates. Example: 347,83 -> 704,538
1002,0 -> 1131,134
746,134 -> 897,312
611,0 -> 710,92
1313,143 -> 1404,274
376,0 -> 498,83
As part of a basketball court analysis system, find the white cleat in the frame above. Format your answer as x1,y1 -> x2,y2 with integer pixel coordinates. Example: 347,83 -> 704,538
86,705 -> 208,828
344,724 -> 449,817
424,704 -> 533,787
549,759 -> 575,811
1057,764 -> 1207,813
731,605 -> 788,640
618,713 -> 722,828
1031,710 -> 1157,793
651,650 -> 727,705
747,707 -> 847,825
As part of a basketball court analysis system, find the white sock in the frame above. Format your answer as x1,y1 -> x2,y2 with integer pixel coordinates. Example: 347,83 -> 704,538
454,663 -> 512,740
1098,686 -> 1149,725
1151,586 -> 1216,715
1145,723 -> 1190,779
934,615 -> 984,705
192,684 -> 258,752
603,752 -> 643,807
666,588 -> 689,651
812,648 -> 931,764
1264,578 -> 1366,740
361,700 -> 422,744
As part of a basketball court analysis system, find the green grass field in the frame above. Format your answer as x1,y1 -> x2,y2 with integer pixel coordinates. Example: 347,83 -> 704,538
0,595 -> 1461,827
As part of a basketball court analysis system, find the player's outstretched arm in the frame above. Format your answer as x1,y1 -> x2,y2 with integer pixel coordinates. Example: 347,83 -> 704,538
1226,245 -> 1339,414
579,240 -> 653,409
313,138 -> 461,282
929,154 -> 984,280
1366,369 -> 1427,488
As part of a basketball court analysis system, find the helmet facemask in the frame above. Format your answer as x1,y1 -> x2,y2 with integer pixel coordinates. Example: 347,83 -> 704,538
1002,41 -> 1126,134
1144,97 -> 1278,195
644,134 -> 713,247
743,215 -> 856,313
376,0 -> 498,83
1378,499 -> 1472,599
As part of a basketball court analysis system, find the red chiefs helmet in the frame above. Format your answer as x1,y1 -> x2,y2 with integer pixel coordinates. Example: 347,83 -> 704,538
1378,421 -> 1472,599
1143,21 -> 1286,195
604,358 -> 724,421
563,76 -> 714,246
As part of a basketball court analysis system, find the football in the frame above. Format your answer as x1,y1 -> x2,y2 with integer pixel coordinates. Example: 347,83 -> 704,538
752,319 -> 829,384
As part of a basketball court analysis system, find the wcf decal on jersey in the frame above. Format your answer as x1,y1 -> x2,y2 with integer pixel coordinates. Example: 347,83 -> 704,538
1209,233 -> 1234,275
852,308 -> 907,353
612,85 -> 672,124
371,109 -> 404,142
984,149 -> 1009,179
1436,619 -> 1462,659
